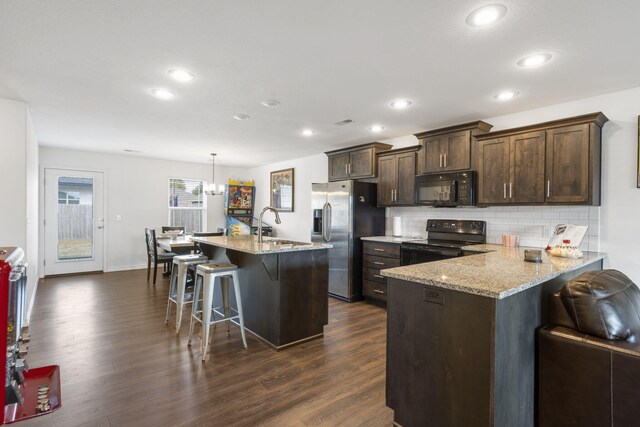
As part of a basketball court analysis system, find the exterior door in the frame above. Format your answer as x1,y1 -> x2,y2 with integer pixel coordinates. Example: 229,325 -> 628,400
44,168 -> 104,275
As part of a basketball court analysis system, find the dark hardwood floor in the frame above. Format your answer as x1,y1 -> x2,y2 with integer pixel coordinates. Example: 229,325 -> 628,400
21,269 -> 393,427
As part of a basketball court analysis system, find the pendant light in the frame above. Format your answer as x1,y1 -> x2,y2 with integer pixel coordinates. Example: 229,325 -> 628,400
205,153 -> 225,196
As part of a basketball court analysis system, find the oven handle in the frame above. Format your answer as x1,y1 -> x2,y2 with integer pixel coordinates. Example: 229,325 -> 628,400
9,264 -> 26,281
401,246 -> 460,257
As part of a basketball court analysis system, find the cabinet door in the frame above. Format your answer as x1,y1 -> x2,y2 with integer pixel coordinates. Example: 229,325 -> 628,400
396,152 -> 416,205
328,152 -> 350,181
477,138 -> 510,204
349,147 -> 375,179
545,124 -> 590,203
377,155 -> 397,206
511,131 -> 545,204
421,136 -> 443,173
443,130 -> 471,171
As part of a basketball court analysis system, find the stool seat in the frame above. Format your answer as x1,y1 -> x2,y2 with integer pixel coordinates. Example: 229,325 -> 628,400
165,254 -> 210,334
189,263 -> 247,361
197,263 -> 238,273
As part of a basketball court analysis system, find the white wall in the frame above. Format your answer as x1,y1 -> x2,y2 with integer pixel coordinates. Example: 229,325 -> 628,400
0,98 -> 39,323
247,153 -> 328,242
39,147 -> 237,272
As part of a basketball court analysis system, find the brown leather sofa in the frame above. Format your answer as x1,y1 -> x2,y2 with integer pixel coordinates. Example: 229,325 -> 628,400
538,270 -> 640,427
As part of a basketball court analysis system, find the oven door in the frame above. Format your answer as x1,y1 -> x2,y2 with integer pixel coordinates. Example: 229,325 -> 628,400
415,176 -> 457,206
400,245 -> 461,266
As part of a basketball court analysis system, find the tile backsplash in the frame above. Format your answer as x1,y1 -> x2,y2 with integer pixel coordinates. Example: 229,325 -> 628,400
386,206 -> 600,252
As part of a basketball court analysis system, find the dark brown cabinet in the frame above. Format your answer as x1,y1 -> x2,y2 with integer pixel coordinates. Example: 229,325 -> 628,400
362,241 -> 401,304
545,124 -> 591,203
377,147 -> 419,206
415,121 -> 493,175
477,131 -> 545,205
476,113 -> 608,206
326,142 -> 392,181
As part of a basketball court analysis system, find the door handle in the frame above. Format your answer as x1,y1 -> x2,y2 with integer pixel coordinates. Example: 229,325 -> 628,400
439,154 -> 443,168
509,182 -> 512,199
373,248 -> 385,252
325,202 -> 332,241
503,183 -> 507,199
373,261 -> 385,265
547,180 -> 550,198
373,289 -> 385,294
345,164 -> 348,175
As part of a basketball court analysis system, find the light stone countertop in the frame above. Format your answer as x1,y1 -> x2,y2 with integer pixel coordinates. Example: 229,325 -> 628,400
191,235 -> 332,255
361,236 -> 422,244
381,244 -> 607,299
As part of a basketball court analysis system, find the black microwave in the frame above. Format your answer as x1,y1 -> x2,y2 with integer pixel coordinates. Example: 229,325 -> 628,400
415,171 -> 476,207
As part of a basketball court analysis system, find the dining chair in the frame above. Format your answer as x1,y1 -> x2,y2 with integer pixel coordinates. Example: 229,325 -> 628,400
192,232 -> 223,255
145,228 -> 177,284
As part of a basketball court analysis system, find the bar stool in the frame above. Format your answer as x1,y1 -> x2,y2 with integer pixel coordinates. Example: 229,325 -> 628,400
188,263 -> 248,361
165,254 -> 209,333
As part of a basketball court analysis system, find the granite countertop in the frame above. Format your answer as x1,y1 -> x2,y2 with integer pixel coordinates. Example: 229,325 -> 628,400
361,236 -> 422,244
381,244 -> 607,299
191,235 -> 332,255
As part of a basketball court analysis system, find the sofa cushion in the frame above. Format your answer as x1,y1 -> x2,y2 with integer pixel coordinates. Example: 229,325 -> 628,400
561,269 -> 640,342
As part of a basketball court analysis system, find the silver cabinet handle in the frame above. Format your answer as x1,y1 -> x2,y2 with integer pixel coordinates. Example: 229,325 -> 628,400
503,183 -> 507,199
345,164 -> 348,175
439,154 -> 443,168
374,275 -> 384,279
373,261 -> 385,265
509,182 -> 512,199
373,289 -> 385,294
547,180 -> 550,198
443,153 -> 447,168
393,189 -> 397,202
373,248 -> 385,252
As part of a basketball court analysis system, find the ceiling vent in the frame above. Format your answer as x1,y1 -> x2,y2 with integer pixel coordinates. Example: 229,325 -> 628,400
334,119 -> 354,126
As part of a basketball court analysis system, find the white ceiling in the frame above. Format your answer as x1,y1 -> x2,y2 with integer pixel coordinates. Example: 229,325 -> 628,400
1,0 -> 639,166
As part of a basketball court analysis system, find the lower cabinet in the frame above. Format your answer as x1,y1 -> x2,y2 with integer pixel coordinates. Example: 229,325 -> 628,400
362,241 -> 401,304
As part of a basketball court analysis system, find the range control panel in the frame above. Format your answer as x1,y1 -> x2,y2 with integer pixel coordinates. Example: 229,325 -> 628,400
426,219 -> 486,235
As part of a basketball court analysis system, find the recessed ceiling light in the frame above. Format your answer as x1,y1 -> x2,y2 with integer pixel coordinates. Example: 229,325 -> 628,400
168,69 -> 194,82
390,99 -> 413,109
261,99 -> 280,108
466,4 -> 507,27
493,90 -> 519,101
150,88 -> 175,100
302,129 -> 315,136
516,53 -> 553,68
233,114 -> 250,120
369,125 -> 385,132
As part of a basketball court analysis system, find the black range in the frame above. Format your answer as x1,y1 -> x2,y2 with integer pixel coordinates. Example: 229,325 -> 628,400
400,219 -> 486,266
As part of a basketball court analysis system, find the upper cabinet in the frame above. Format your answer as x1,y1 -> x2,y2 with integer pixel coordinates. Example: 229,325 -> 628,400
326,142 -> 393,181
377,146 -> 419,207
475,112 -> 608,206
415,121 -> 493,174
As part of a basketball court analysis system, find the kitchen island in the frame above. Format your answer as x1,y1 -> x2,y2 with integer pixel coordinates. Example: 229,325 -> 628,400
191,235 -> 331,351
381,244 -> 606,427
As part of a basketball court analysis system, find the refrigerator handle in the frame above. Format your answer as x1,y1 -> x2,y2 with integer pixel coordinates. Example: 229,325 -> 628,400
322,202 -> 332,242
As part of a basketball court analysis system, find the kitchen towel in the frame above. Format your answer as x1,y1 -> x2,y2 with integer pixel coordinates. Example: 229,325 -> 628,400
392,217 -> 402,237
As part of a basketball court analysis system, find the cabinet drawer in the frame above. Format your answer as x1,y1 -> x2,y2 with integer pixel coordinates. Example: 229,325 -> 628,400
363,242 -> 400,258
363,280 -> 388,302
364,268 -> 387,284
364,255 -> 400,269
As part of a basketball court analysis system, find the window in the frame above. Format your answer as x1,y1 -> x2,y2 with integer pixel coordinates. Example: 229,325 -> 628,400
168,178 -> 207,233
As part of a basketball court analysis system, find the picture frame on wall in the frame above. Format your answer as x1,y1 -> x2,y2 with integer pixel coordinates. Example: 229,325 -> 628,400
270,168 -> 294,212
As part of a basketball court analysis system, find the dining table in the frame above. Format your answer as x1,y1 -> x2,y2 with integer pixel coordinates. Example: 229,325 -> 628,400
157,235 -> 197,254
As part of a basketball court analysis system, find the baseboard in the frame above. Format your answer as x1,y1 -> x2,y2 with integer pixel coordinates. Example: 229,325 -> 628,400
105,264 -> 148,273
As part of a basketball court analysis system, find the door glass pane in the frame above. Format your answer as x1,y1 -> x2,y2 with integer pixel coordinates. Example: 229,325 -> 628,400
57,176 -> 93,260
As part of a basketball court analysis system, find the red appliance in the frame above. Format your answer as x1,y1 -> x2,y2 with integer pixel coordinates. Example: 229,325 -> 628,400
0,247 -> 60,424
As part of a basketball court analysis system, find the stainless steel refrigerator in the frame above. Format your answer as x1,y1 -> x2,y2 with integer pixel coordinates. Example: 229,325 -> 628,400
311,180 -> 385,302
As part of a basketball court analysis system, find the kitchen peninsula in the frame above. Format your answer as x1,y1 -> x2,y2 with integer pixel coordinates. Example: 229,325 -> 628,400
381,245 -> 606,427
191,235 -> 331,350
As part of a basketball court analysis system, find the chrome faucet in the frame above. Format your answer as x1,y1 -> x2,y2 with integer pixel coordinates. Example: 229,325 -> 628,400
258,206 -> 281,243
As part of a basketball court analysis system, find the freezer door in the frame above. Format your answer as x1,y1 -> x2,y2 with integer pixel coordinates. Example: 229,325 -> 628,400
326,181 -> 352,299
311,183 -> 327,243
